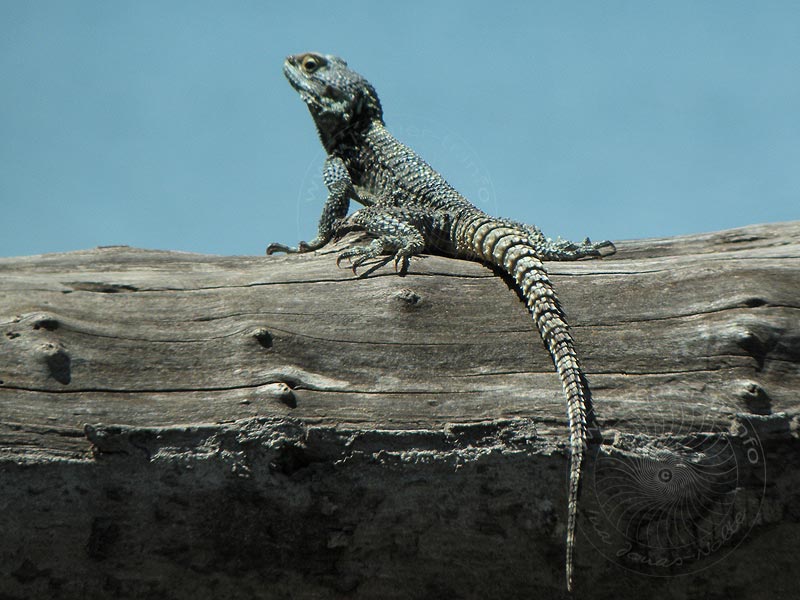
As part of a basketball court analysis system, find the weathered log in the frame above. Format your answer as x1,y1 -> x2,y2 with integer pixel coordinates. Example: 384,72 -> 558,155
0,222 -> 798,599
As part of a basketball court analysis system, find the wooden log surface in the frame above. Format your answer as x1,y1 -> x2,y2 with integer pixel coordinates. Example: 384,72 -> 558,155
1,221 -> 798,599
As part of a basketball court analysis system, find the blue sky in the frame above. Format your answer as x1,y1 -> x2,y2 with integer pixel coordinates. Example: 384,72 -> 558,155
1,1 -> 798,257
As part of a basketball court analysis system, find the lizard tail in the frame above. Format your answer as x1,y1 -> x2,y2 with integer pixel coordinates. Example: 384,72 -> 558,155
466,220 -> 589,592
510,251 -> 586,594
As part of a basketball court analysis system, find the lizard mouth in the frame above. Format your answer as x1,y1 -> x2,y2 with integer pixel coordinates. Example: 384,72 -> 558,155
283,62 -> 321,109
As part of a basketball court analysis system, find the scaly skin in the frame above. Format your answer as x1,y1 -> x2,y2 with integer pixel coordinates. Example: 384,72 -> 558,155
267,52 -> 616,592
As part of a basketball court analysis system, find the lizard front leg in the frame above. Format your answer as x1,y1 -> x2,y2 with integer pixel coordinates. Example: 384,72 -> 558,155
266,156 -> 356,255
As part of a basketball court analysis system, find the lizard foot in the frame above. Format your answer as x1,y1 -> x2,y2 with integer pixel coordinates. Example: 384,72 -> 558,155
570,237 -> 616,258
266,238 -> 326,255
336,241 -> 384,274
336,240 -> 422,277
549,237 -> 617,260
267,242 -> 304,255
581,238 -> 616,257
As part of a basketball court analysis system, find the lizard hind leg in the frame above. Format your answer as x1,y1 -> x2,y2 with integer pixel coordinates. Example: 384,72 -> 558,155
336,206 -> 426,275
531,228 -> 617,261
492,219 -> 616,261
547,236 -> 617,260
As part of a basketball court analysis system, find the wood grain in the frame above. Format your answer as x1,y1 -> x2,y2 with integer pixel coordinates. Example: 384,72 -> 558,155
0,222 -> 798,599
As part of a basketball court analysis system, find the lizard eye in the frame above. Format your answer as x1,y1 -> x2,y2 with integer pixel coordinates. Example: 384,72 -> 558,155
301,55 -> 321,73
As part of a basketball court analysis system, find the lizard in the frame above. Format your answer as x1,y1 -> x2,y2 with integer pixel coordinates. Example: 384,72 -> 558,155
267,52 -> 616,592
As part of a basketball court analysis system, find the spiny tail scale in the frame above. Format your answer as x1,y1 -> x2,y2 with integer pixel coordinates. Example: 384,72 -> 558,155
456,215 -> 588,592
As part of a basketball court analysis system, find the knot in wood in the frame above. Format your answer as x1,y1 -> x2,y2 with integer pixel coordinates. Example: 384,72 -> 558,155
392,288 -> 422,307
251,327 -> 274,349
30,313 -> 60,331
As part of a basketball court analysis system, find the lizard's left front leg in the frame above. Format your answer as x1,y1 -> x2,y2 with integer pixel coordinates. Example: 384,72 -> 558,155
267,156 -> 355,255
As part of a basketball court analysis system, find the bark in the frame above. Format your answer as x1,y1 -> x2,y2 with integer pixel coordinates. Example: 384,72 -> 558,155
0,222 -> 798,599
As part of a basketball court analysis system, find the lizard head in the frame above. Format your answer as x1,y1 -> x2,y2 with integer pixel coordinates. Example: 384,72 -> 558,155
283,52 -> 383,126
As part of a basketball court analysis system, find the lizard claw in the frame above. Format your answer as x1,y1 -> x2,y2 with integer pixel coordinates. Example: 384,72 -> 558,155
393,252 -> 412,275
350,255 -> 371,273
336,246 -> 374,274
336,240 -> 385,275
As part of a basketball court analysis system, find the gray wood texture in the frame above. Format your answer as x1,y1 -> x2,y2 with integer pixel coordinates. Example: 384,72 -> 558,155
1,222 -> 798,599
